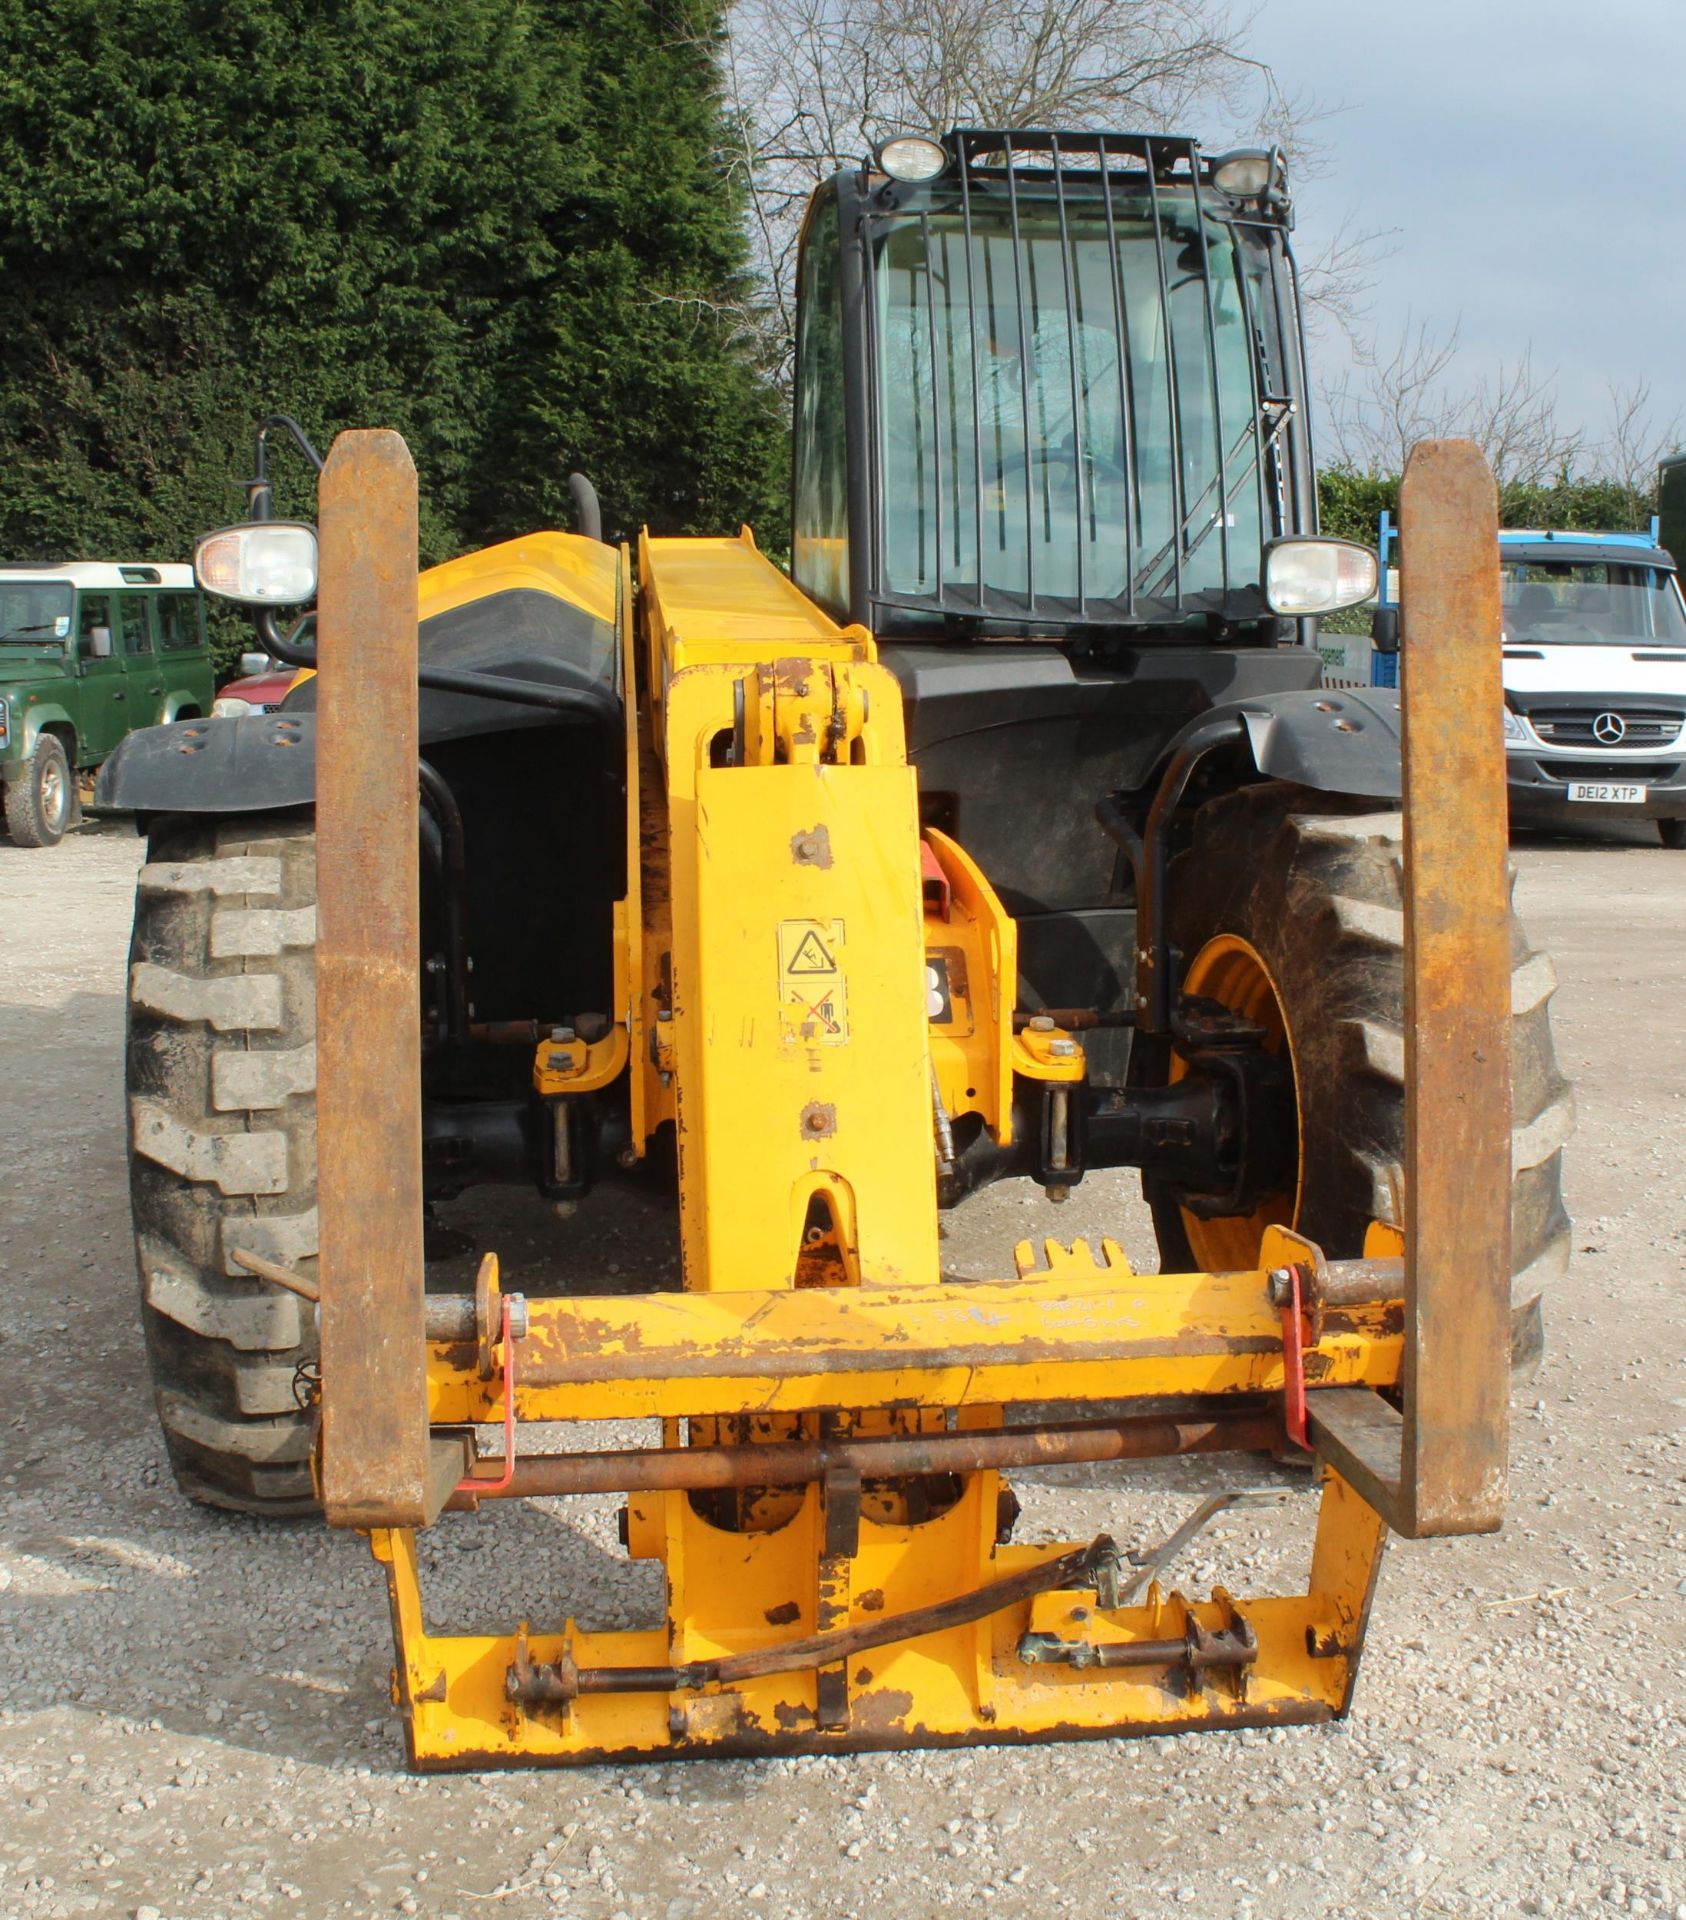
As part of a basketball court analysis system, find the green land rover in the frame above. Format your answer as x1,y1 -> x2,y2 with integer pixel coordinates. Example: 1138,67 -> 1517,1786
0,563 -> 214,847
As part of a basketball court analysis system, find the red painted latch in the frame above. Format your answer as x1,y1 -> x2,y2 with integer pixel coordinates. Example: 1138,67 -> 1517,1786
1278,1262 -> 1309,1450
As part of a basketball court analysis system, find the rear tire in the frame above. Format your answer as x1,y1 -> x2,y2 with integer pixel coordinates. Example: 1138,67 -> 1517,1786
4,735 -> 72,847
1146,783 -> 1572,1373
125,812 -> 320,1513
1658,819 -> 1686,849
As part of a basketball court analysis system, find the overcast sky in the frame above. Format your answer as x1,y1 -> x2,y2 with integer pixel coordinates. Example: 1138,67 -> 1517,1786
1251,0 -> 1685,462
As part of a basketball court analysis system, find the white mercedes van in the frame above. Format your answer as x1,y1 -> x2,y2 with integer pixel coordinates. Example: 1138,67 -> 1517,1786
1322,520 -> 1686,846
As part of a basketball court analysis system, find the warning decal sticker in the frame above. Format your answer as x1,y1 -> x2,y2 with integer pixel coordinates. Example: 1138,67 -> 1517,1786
785,927 -> 837,975
778,918 -> 849,1045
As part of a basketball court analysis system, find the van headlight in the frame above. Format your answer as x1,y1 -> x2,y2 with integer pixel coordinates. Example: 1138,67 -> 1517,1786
1502,705 -> 1529,747
212,696 -> 253,718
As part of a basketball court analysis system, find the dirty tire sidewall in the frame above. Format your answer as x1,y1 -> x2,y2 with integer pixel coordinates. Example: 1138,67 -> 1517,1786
1146,783 -> 1572,1372
4,735 -> 71,848
126,812 -> 320,1514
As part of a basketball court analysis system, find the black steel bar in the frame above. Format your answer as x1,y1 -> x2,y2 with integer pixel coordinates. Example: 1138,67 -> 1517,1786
1228,229 -> 1274,541
1282,244 -> 1314,531
1049,134 -> 1088,616
412,665 -> 622,735
451,1410 -> 1279,1503
1258,237 -> 1305,536
1095,136 -> 1140,620
957,153 -> 988,613
918,212 -> 946,599
1097,713 -> 1246,1032
1144,146 -> 1186,610
1236,212 -> 1298,541
1012,1007 -> 1138,1032
980,217 -> 1009,597
859,208 -> 887,610
1002,136 -> 1039,614
1187,156 -> 1231,599
511,1539 -> 1121,1701
417,758 -> 469,1046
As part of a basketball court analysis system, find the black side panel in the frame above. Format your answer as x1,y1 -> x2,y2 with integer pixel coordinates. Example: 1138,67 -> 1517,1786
421,728 -> 620,1097
888,642 -> 1318,913
1016,905 -> 1136,1085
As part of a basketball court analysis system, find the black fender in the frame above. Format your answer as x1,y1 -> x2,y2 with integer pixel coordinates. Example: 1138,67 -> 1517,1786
94,666 -> 625,819
95,710 -> 317,816
1152,685 -> 1402,804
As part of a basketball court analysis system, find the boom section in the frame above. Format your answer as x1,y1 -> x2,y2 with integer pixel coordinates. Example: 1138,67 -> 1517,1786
636,529 -> 938,1292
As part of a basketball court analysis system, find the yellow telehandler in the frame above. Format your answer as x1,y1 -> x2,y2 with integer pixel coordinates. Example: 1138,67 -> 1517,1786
102,130 -> 1570,1767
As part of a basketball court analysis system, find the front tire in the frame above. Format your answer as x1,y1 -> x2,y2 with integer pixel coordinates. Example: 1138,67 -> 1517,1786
1146,783 -> 1573,1372
126,812 -> 320,1513
4,735 -> 72,847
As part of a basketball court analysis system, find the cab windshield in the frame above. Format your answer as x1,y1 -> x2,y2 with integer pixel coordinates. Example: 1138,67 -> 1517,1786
1501,561 -> 1686,646
0,582 -> 72,648
870,193 -> 1274,619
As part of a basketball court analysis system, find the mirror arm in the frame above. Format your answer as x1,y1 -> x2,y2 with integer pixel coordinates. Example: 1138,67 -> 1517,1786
247,414 -> 327,522
261,414 -> 325,474
256,606 -> 318,668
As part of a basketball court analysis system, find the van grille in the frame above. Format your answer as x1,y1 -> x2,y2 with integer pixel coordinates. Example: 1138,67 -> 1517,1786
1537,760 -> 1672,782
1528,705 -> 1685,748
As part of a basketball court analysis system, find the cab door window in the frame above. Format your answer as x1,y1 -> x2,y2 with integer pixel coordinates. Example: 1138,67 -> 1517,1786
78,592 -> 114,658
156,593 -> 204,652
115,594 -> 153,657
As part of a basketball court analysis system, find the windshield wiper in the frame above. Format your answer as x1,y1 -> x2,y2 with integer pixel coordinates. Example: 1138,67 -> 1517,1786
1132,402 -> 1290,601
0,623 -> 66,644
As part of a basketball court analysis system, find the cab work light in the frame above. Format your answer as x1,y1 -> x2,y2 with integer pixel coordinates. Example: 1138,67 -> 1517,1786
875,135 -> 948,183
1210,149 -> 1276,196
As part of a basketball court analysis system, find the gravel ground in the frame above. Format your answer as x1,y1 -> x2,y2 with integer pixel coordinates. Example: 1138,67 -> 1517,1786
1,815 -> 1682,1920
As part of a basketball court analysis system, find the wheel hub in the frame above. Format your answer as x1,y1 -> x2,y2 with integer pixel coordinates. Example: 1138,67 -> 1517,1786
1169,935 -> 1302,1272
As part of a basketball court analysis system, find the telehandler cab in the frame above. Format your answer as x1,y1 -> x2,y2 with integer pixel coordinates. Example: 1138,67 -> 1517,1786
102,130 -> 1571,1767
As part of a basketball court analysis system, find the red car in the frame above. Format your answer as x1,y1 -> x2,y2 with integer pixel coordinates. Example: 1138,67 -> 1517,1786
212,651 -> 299,715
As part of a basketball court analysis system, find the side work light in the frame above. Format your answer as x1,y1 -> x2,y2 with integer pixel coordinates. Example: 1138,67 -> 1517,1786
195,522 -> 319,606
1262,537 -> 1379,617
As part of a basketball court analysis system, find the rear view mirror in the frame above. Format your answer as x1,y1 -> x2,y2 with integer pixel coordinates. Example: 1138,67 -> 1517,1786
195,521 -> 318,606
1370,606 -> 1401,654
239,651 -> 272,678
84,625 -> 112,659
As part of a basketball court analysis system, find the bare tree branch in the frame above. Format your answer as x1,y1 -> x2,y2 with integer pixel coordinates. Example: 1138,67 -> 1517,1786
722,0 -> 1331,385
1597,378 -> 1685,499
1319,318 -> 1583,487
